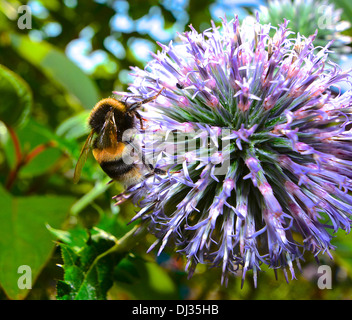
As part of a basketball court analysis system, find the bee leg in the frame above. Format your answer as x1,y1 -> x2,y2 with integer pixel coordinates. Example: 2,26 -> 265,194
135,111 -> 145,130
144,166 -> 166,177
124,94 -> 141,104
153,167 -> 166,175
140,153 -> 166,175
139,87 -> 165,105
128,87 -> 165,112
145,161 -> 166,175
145,163 -> 165,174
124,140 -> 149,168
124,141 -> 165,175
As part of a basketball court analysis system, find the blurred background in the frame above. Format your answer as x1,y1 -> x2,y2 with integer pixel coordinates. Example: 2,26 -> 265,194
1,0 -> 352,300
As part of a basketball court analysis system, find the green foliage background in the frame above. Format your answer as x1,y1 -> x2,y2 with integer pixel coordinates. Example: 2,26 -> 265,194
0,0 -> 352,300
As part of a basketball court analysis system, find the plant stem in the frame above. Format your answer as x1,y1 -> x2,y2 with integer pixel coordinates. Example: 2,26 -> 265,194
24,141 -> 56,164
5,126 -> 22,190
6,125 -> 22,163
88,224 -> 148,271
5,131 -> 56,190
70,177 -> 113,216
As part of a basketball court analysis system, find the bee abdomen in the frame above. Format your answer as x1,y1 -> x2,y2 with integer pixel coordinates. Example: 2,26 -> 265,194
100,159 -> 135,180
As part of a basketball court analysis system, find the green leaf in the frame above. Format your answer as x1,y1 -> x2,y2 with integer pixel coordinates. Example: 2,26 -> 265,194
47,224 -> 89,252
334,0 -> 352,26
57,227 -> 118,300
0,185 -> 74,299
0,64 -> 32,127
332,230 -> 352,277
9,32 -> 100,109
111,255 -> 178,300
55,111 -> 91,161
56,111 -> 90,140
55,225 -> 151,300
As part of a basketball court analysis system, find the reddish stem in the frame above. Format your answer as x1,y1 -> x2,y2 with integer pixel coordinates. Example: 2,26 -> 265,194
6,125 -> 22,164
24,141 -> 57,164
5,135 -> 57,190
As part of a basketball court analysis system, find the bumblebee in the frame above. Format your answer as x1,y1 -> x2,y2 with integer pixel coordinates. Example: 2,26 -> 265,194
73,88 -> 164,186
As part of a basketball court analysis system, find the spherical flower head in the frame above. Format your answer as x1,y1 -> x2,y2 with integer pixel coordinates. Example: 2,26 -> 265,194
116,16 -> 352,287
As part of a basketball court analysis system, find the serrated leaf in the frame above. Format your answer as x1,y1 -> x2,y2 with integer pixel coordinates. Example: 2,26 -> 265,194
60,243 -> 79,268
56,280 -> 72,299
0,64 -> 32,127
57,228 -> 118,300
47,224 -> 89,252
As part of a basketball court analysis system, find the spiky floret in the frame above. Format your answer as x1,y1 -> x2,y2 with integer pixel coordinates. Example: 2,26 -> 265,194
115,16 -> 352,286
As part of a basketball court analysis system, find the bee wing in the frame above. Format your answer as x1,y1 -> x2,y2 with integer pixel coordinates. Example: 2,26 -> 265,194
73,130 -> 94,183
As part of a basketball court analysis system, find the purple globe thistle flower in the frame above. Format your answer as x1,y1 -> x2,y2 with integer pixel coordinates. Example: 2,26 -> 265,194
114,16 -> 352,287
